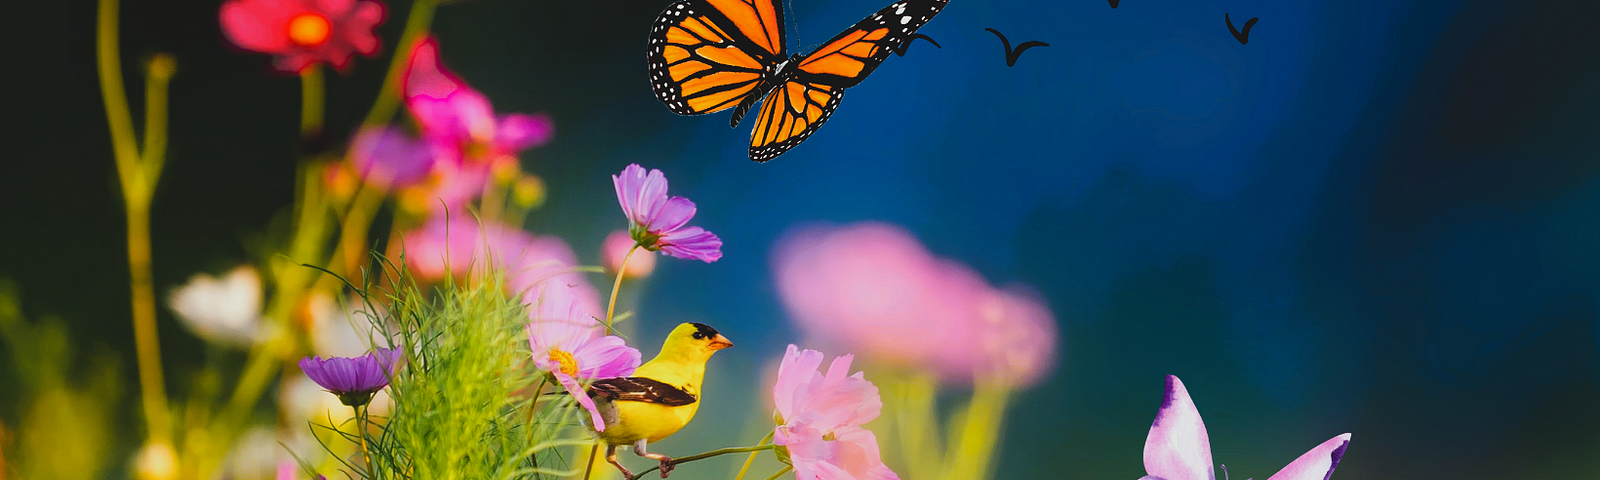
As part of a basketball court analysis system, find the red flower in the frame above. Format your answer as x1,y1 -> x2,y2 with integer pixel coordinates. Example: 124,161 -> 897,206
220,0 -> 386,73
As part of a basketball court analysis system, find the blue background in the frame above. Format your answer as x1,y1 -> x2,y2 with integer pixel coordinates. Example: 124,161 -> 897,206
8,0 -> 1600,478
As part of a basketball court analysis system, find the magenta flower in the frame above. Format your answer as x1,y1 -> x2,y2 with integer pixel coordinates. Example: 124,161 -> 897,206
1141,375 -> 1351,480
403,37 -> 553,164
771,345 -> 899,480
526,282 -> 642,431
298,347 -> 402,406
612,164 -> 722,262
969,286 -> 1058,388
372,37 -> 553,214
220,0 -> 386,73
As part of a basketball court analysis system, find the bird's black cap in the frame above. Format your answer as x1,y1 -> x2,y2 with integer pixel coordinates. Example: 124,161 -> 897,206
689,322 -> 720,340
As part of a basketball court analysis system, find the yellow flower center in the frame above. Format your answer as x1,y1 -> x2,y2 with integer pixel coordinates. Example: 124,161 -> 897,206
287,13 -> 333,47
548,348 -> 579,377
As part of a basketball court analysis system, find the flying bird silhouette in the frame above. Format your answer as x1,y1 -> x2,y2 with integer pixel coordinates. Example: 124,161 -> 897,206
1108,0 -> 1121,8
893,34 -> 942,57
985,28 -> 1048,67
1225,13 -> 1259,45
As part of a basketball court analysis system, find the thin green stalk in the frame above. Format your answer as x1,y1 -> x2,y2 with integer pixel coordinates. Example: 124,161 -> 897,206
762,465 -> 793,480
300,66 -> 325,136
98,0 -> 173,447
604,245 -> 638,335
940,381 -> 1010,480
733,431 -> 776,480
626,444 -> 776,480
356,404 -> 374,478
361,0 -> 439,128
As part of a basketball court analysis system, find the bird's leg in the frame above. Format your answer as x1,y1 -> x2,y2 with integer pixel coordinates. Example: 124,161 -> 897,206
632,439 -> 675,478
605,444 -> 634,479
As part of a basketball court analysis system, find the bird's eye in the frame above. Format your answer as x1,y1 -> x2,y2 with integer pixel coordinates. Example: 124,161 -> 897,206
692,332 -> 705,340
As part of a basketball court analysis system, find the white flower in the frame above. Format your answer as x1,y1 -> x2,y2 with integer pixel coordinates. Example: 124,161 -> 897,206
167,266 -> 266,347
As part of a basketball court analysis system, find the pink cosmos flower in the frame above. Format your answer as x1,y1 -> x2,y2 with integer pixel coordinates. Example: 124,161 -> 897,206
612,164 -> 722,262
969,286 -> 1058,388
367,37 -> 553,213
401,216 -> 602,315
526,282 -> 642,431
1141,375 -> 1351,480
772,345 -> 899,480
220,0 -> 386,73
603,229 -> 657,278
773,222 -> 993,380
403,38 -> 553,159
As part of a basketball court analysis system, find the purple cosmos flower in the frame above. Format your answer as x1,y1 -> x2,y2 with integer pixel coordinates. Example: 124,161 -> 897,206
299,347 -> 403,406
348,126 -> 434,190
612,164 -> 722,262
526,282 -> 642,431
1142,375 -> 1351,480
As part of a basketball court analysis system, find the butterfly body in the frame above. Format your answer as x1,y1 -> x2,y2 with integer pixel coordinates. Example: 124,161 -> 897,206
648,0 -> 949,162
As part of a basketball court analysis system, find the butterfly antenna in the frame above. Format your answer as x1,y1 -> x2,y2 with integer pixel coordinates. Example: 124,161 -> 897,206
784,0 -> 799,51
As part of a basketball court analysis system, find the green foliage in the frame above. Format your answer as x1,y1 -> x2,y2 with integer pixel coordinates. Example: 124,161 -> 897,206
0,281 -> 123,480
325,270 -> 592,480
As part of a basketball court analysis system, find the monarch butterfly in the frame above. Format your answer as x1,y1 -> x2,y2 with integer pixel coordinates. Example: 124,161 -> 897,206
648,0 -> 950,162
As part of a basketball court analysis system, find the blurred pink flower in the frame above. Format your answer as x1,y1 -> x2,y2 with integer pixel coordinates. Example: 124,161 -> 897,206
603,229 -> 656,278
612,164 -> 722,262
220,0 -> 385,73
348,126 -> 434,190
389,37 -> 553,213
526,282 -> 641,431
772,222 -> 993,380
400,216 -> 601,314
1141,375 -> 1351,480
971,286 -> 1058,388
772,345 -> 899,480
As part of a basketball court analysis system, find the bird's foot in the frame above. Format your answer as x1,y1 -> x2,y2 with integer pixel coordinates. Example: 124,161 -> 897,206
656,456 -> 675,478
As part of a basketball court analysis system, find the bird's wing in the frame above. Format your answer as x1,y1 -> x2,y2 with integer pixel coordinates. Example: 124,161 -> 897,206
588,377 -> 699,406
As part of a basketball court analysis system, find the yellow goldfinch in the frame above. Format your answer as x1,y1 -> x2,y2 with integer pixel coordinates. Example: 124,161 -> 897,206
588,322 -> 732,478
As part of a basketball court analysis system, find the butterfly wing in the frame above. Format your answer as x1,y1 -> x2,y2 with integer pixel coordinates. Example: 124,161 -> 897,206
648,0 -> 787,115
1141,375 -> 1216,480
794,0 -> 950,88
747,81 -> 844,162
1264,434 -> 1351,480
746,0 -> 949,161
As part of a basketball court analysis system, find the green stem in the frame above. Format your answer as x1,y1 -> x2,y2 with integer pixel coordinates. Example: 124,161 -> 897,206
582,443 -> 598,480
762,465 -> 793,480
733,431 -> 776,480
356,404 -> 374,478
940,381 -> 1010,480
300,65 -> 324,136
626,444 -> 776,480
360,0 -> 439,129
98,0 -> 173,447
603,245 -> 638,335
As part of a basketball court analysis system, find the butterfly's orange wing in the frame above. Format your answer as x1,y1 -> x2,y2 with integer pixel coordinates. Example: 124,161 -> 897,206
795,0 -> 949,88
748,81 -> 844,162
648,0 -> 786,115
747,0 -> 948,161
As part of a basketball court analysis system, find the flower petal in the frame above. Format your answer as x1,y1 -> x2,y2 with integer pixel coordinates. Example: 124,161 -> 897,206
494,113 -> 554,152
650,196 -> 697,233
1143,375 -> 1215,480
555,373 -> 608,431
659,227 -> 723,262
1265,434 -> 1351,480
774,344 -> 825,420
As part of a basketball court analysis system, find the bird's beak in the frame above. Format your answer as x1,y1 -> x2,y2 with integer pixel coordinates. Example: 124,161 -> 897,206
708,334 -> 734,350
